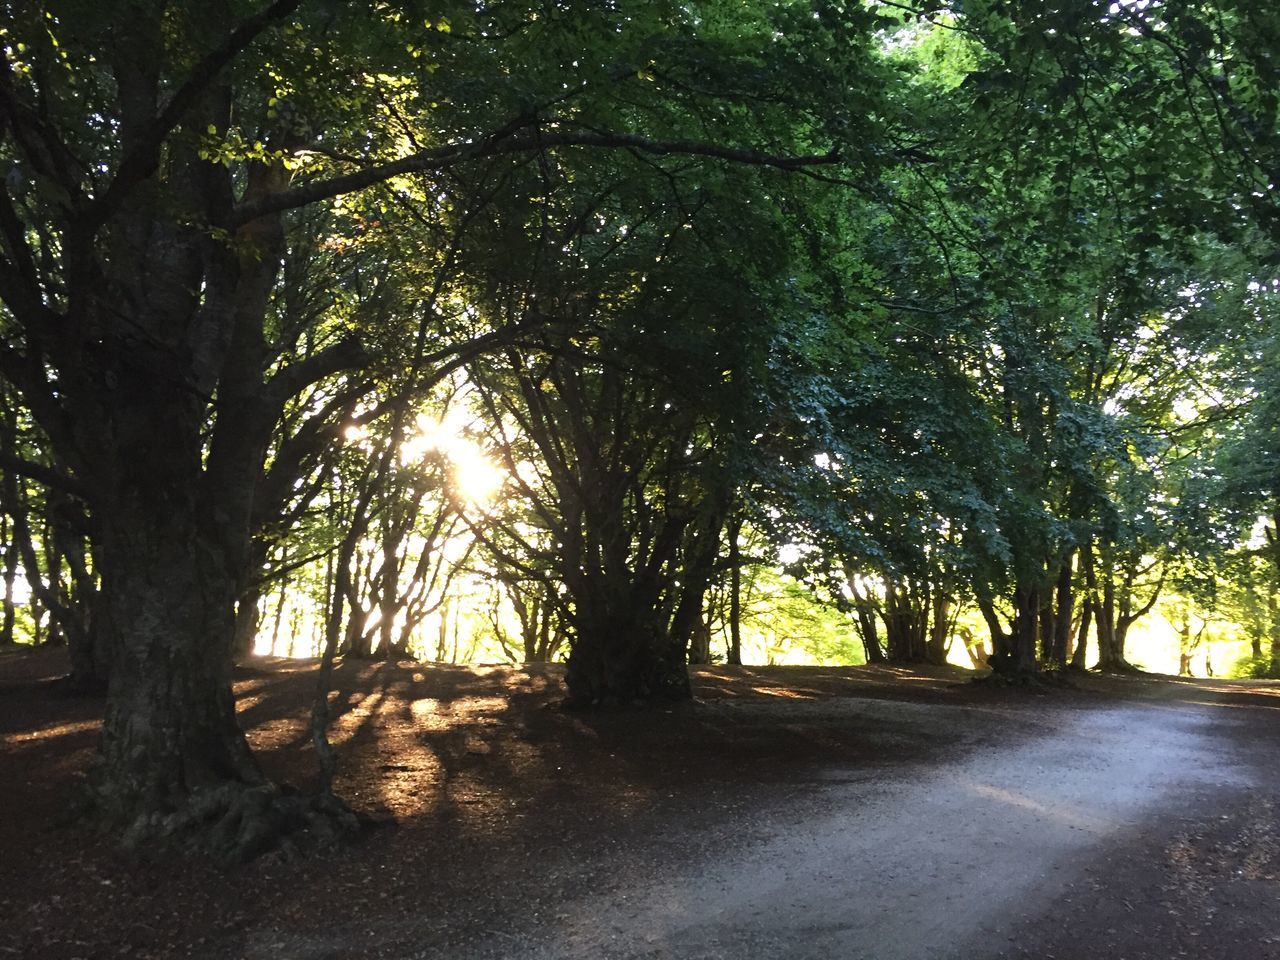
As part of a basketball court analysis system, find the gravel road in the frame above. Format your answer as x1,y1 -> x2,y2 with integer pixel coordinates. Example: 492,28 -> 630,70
450,692 -> 1273,960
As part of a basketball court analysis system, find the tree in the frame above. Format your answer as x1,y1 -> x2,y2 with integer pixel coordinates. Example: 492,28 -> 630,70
0,0 -> 865,852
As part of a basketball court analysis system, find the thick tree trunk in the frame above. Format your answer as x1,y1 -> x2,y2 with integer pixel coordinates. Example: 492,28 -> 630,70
93,502 -> 262,838
1094,584 -> 1125,671
1088,551 -> 1134,673
883,582 -> 930,663
565,607 -> 690,705
1009,582 -> 1040,672
564,509 -> 692,706
1038,600 -> 1055,663
860,622 -> 885,663
65,587 -> 111,694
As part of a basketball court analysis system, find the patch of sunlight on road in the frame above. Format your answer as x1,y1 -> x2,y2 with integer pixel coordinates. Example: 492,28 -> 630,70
960,781 -> 1107,834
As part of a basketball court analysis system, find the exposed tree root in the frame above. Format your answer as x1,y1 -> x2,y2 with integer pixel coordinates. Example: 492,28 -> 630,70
118,783 -> 363,864
1095,660 -> 1148,676
973,668 -> 1079,691
51,671 -> 109,697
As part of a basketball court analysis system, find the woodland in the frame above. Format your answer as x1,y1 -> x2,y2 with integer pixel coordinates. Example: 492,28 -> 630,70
1,0 -> 1279,866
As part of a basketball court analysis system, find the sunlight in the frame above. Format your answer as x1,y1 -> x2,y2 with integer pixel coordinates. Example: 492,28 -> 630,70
961,782 -> 1103,833
404,411 -> 504,506
450,443 -> 503,506
3,719 -> 100,746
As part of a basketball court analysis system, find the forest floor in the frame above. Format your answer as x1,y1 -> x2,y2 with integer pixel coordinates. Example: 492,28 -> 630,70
2,648 -> 1279,959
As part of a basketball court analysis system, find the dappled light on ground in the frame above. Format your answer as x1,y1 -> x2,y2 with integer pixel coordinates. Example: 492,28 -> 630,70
961,781 -> 1104,833
1,718 -> 99,746
4,648 -> 1280,959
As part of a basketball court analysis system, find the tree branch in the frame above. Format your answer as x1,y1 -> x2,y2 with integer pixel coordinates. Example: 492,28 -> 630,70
265,336 -> 367,408
230,129 -> 839,225
91,0 -> 305,222
0,451 -> 86,499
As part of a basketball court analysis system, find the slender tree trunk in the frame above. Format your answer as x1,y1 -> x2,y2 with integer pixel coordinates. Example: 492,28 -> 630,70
436,599 -> 451,662
0,513 -> 15,646
727,512 -> 743,666
1070,597 -> 1092,669
926,592 -> 951,666
845,564 -> 884,664
377,534 -> 400,660
1050,552 -> 1073,666
269,579 -> 289,657
1269,589 -> 1280,661
672,500 -> 727,665
687,617 -> 712,665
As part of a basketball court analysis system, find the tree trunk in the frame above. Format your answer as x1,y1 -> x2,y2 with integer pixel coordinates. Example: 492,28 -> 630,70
1038,598 -> 1055,664
1269,589 -> 1280,661
1050,552 -> 1073,667
269,580 -> 289,657
844,564 -> 884,664
1089,551 -> 1134,673
93,500 -> 263,843
1070,597 -> 1092,669
565,605 -> 690,705
672,500 -> 727,666
727,512 -> 743,666
986,580 -> 1040,674
1094,578 -> 1124,671
883,582 -> 929,663
65,585 -> 112,694
1009,581 -> 1040,672
232,585 -> 262,661
0,514 -> 16,646
926,592 -> 952,666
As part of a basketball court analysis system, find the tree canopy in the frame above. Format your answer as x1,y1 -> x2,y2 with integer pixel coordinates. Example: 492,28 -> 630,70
1,0 -> 1278,858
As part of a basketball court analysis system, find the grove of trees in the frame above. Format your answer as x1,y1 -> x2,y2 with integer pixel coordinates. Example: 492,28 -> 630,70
2,0 -> 1278,858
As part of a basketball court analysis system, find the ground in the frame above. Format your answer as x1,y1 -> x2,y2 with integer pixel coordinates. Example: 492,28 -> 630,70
2,648 -> 1278,959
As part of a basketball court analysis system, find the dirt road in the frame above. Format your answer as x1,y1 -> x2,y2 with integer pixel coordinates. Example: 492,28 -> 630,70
443,691 -> 1277,960
4,653 -> 1279,959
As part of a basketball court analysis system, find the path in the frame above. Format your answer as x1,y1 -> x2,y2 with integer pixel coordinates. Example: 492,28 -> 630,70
446,690 -> 1275,960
